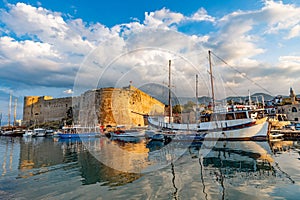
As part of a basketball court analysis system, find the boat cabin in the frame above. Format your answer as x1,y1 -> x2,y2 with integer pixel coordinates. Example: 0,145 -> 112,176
200,111 -> 250,122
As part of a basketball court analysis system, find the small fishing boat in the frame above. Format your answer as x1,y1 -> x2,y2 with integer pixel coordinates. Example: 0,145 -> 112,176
57,125 -> 97,138
109,125 -> 145,138
1,126 -> 25,137
269,132 -> 284,142
45,129 -> 54,137
33,128 -> 46,137
23,129 -> 33,137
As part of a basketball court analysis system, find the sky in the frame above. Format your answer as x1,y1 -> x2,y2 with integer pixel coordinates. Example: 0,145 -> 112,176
1,0 -> 300,122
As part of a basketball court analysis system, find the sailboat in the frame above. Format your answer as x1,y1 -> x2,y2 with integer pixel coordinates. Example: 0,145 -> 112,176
147,51 -> 269,140
1,95 -> 25,137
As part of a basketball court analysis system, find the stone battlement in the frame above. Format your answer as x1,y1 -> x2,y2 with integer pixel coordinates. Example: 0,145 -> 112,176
23,86 -> 165,127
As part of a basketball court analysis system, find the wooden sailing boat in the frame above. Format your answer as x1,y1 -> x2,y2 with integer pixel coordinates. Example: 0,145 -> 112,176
1,94 -> 25,136
147,51 -> 269,140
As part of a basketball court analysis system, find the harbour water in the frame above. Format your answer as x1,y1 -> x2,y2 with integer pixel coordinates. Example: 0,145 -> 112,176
0,136 -> 299,200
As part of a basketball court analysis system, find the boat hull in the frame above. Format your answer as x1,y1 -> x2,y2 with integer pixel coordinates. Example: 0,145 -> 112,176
148,116 -> 258,132
150,121 -> 269,142
110,130 -> 145,138
203,121 -> 269,140
58,133 -> 96,138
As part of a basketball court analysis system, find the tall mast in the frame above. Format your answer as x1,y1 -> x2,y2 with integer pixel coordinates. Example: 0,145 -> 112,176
208,50 -> 215,111
248,90 -> 252,106
0,111 -> 2,128
13,98 -> 17,126
8,93 -> 12,126
196,74 -> 198,106
168,60 -> 172,124
196,74 -> 199,121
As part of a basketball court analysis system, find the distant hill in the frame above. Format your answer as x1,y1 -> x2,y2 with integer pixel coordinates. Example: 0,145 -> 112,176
137,84 -> 299,105
226,93 -> 274,103
177,96 -> 211,105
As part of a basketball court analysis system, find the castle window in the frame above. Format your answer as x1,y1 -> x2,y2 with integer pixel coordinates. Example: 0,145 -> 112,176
292,107 -> 297,112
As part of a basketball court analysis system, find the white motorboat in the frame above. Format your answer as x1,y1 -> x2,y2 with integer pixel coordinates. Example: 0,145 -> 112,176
33,128 -> 46,137
23,129 -> 33,137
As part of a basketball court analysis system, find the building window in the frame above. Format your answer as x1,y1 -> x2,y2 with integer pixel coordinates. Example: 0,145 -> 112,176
292,107 -> 297,112
295,118 -> 299,121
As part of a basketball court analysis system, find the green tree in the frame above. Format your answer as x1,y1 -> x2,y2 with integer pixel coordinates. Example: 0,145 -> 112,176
172,105 -> 182,114
183,101 -> 196,112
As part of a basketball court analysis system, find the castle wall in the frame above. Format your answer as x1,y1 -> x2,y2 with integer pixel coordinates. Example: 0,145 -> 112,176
23,96 -> 72,126
78,86 -> 165,127
23,86 -> 165,128
23,96 -> 52,125
42,97 -> 72,122
77,89 -> 102,127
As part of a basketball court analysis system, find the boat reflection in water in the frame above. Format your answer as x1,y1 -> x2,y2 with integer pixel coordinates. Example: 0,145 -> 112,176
145,139 -> 297,199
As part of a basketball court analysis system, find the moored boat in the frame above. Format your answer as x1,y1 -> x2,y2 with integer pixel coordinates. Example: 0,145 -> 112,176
57,125 -> 97,138
1,126 -> 25,137
110,127 -> 145,138
148,106 -> 269,141
147,51 -> 269,141
23,129 -> 33,137
33,128 -> 46,137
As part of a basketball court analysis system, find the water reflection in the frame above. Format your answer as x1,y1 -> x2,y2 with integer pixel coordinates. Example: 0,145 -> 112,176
0,137 -> 20,177
88,137 -> 151,173
145,140 -> 298,199
17,137 -> 143,186
0,136 -> 299,199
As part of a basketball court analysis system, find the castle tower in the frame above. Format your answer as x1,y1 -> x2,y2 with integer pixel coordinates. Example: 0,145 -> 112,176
290,87 -> 297,104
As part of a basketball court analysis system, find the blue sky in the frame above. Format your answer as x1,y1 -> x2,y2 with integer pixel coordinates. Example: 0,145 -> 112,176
1,0 -> 300,122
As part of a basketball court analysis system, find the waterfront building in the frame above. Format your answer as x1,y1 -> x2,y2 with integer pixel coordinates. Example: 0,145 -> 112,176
276,87 -> 300,122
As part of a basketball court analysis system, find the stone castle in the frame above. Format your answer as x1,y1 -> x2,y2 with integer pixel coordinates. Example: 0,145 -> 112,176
23,86 -> 165,127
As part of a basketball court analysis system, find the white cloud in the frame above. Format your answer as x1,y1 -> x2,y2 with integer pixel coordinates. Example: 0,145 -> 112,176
261,0 -> 300,38
0,36 -> 59,61
225,80 -> 239,88
144,8 -> 184,29
143,7 -> 215,30
278,55 -> 300,71
0,3 -> 96,56
63,89 -> 73,94
287,24 -> 300,39
189,7 -> 215,22
0,1 -> 300,100
205,0 -> 300,76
